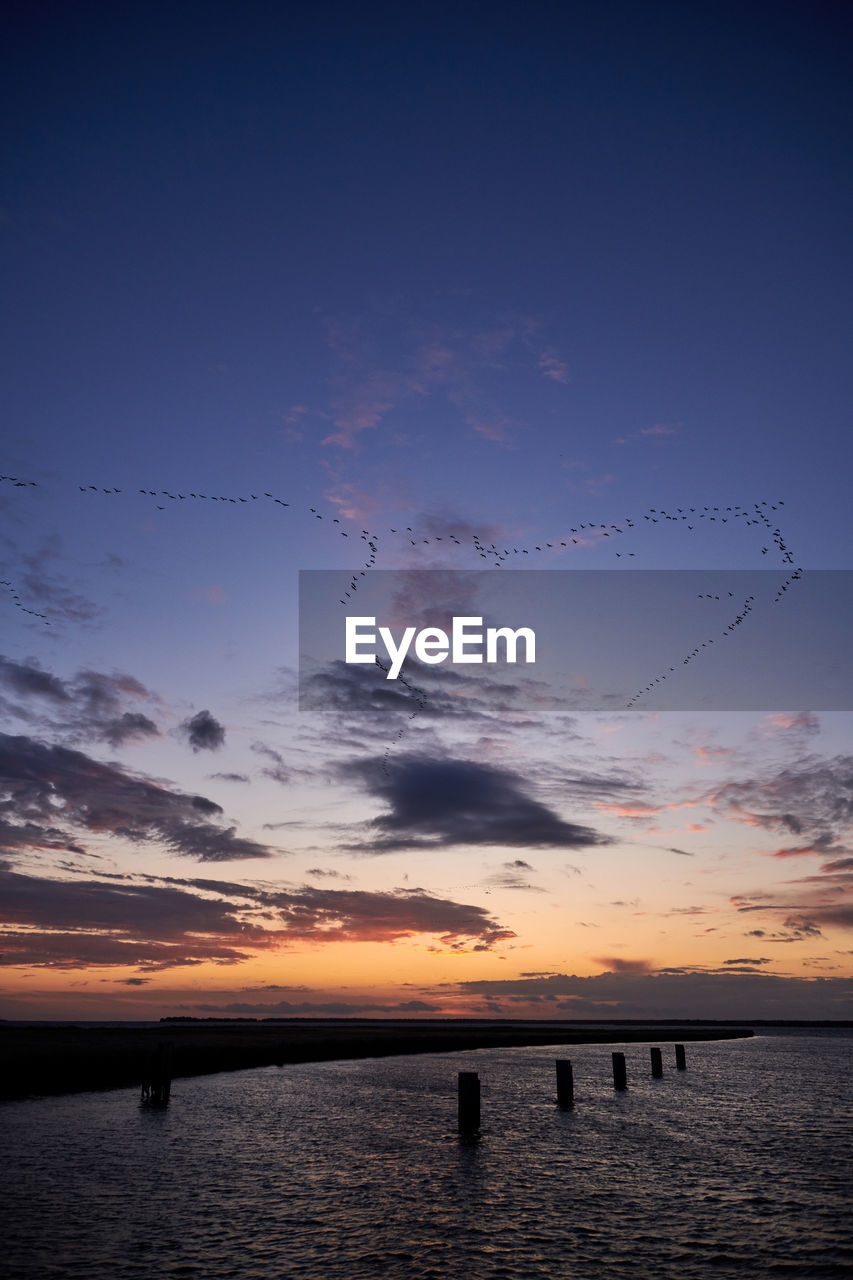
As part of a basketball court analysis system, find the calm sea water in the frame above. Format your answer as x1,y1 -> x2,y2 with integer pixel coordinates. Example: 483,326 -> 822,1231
2,1032 -> 851,1279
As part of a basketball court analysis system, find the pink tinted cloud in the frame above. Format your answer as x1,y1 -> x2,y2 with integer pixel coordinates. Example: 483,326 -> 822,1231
772,844 -> 838,859
763,712 -> 820,735
326,484 -> 379,524
323,372 -> 415,448
538,348 -> 571,383
595,801 -> 664,818
318,314 -> 572,449
640,422 -> 680,437
467,412 -> 511,443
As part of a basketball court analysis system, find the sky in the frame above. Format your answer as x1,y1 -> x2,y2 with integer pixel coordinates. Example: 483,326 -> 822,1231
2,0 -> 852,1022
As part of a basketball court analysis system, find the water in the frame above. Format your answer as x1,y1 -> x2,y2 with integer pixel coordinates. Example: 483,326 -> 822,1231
2,1033 -> 852,1279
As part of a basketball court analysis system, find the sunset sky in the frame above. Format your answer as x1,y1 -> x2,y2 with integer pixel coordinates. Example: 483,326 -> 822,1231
2,0 -> 852,1021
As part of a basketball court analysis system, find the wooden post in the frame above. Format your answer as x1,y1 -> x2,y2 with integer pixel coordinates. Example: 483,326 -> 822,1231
141,1040 -> 173,1106
650,1047 -> 663,1078
611,1050 -> 627,1090
555,1058 -> 574,1107
458,1070 -> 480,1132
675,1043 -> 687,1070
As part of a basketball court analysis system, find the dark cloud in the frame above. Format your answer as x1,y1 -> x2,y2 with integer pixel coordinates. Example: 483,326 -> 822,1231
821,857 -> 853,873
301,658 -> 558,735
257,884 -> 516,949
592,956 -> 652,973
0,866 -> 259,970
181,709 -> 226,752
448,969 -> 853,1020
102,711 -> 159,747
188,998 -> 442,1015
0,655 -> 69,702
0,865 -> 515,970
340,753 -> 613,853
0,733 -> 273,861
0,656 -> 160,746
735,895 -> 853,936
209,772 -> 250,783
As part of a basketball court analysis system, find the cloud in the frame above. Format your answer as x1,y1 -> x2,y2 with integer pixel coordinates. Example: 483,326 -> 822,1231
7,538 -> 102,625
300,657 -> 552,741
763,712 -> 821,736
0,865 -> 515,970
250,741 -> 289,785
0,655 -> 69,701
734,895 -> 853,936
538,348 -> 570,384
180,709 -> 226,752
316,310 -> 571,449
340,753 -> 614,853
640,423 -> 680,438
592,956 -> 653,973
0,656 -> 160,747
711,756 -> 853,862
613,422 -> 681,446
188,998 -> 443,1015
446,968 -> 853,1019
484,860 -> 545,892
0,865 -> 260,970
0,733 -> 273,861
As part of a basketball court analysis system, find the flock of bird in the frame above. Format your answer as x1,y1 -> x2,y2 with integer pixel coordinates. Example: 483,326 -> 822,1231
1,472 -> 801,710
374,655 -> 430,773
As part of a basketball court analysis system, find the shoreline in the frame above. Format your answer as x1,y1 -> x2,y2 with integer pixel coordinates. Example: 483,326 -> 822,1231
1,1021 -> 754,1101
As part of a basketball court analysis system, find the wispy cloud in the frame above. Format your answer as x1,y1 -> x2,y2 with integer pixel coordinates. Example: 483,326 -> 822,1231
0,733 -> 273,861
312,310 -> 572,449
0,655 -> 161,748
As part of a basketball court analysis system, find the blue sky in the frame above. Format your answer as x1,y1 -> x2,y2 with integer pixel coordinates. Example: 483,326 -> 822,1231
2,0 -> 852,1020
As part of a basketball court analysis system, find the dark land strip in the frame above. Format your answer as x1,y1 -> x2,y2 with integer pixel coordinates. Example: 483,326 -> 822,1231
0,1021 -> 754,1100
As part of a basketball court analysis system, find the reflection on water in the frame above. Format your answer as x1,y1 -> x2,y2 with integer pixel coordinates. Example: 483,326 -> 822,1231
2,1034 -> 852,1278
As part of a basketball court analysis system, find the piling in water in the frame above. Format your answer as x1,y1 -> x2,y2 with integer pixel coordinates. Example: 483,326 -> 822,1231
675,1043 -> 687,1070
458,1070 -> 480,1132
611,1051 -> 627,1091
141,1040 -> 173,1106
555,1058 -> 574,1108
650,1047 -> 663,1077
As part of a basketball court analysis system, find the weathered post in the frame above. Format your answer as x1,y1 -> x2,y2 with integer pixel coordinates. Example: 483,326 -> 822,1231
611,1050 -> 627,1090
457,1070 -> 480,1133
555,1058 -> 574,1107
675,1043 -> 687,1070
141,1039 -> 174,1106
650,1047 -> 663,1077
